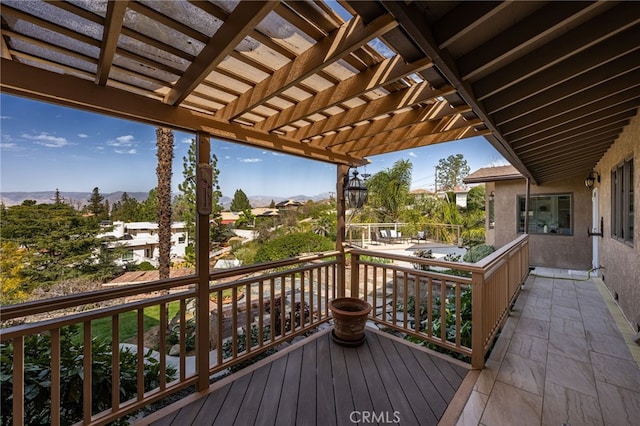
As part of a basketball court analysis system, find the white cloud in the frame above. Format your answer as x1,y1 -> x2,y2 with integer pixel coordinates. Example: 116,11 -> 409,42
181,137 -> 193,144
1,116 -> 12,120
239,158 -> 261,163
0,142 -> 17,150
408,152 -> 417,158
77,133 -> 89,138
115,148 -> 137,155
22,132 -> 69,148
107,135 -> 137,149
483,159 -> 511,168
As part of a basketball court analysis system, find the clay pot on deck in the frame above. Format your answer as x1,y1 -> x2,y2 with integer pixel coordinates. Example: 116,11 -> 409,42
328,297 -> 372,346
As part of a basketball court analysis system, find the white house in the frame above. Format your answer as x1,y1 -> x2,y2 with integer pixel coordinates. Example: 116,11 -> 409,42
101,221 -> 189,267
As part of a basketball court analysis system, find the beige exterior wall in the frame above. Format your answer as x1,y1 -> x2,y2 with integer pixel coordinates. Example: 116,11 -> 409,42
594,111 -> 640,332
492,176 -> 592,270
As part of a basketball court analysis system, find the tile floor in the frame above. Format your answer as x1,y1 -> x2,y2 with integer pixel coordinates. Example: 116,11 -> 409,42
456,269 -> 640,426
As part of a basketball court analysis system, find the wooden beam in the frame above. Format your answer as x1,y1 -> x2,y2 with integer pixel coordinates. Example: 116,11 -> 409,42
1,32 -> 11,60
319,103 -> 470,149
289,82 -> 455,140
215,13 -> 398,121
473,2 -> 640,100
381,0 -> 536,184
255,55 -> 433,131
96,1 -> 128,85
164,1 -> 277,106
515,128 -> 621,157
0,59 -> 366,166
350,126 -> 489,157
339,116 -> 482,154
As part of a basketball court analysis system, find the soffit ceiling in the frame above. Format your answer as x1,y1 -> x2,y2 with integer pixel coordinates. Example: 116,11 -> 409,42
1,1 -> 638,184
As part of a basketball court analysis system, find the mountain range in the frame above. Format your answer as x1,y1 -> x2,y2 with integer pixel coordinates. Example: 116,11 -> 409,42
0,191 -> 332,209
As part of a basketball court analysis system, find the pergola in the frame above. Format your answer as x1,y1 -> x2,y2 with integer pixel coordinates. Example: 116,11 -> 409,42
2,1 -> 638,184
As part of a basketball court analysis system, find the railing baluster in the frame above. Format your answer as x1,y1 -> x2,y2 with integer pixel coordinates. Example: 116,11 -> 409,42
13,335 -> 24,426
112,314 -> 120,412
83,320 -> 92,424
159,303 -> 167,390
258,280 -> 264,348
179,299 -> 186,381
51,329 -> 61,426
455,284 -> 461,348
402,271 -> 408,330
270,278 -> 276,343
246,283 -> 251,354
217,293 -> 223,366
137,309 -> 144,399
300,269 -> 306,327
232,288 -> 238,359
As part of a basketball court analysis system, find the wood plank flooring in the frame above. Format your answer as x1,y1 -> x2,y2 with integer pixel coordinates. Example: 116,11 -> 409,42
142,327 -> 469,426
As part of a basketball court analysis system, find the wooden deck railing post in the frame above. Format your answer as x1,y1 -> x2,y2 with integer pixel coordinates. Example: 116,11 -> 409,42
351,253 -> 360,299
196,133 -> 212,391
471,271 -> 485,369
336,164 -> 349,298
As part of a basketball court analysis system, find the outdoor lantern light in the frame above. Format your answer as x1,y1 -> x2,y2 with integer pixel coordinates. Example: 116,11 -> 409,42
344,170 -> 368,209
489,191 -> 495,201
584,171 -> 600,190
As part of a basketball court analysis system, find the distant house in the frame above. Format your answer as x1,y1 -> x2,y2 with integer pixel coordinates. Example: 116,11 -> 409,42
101,221 -> 188,267
220,211 -> 241,225
275,199 -> 302,210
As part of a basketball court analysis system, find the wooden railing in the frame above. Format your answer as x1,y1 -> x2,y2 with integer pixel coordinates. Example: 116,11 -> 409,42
0,252 -> 338,426
0,235 -> 529,424
347,234 -> 529,368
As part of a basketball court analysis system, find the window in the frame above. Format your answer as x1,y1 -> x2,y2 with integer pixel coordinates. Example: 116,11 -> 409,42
121,250 -> 134,261
611,158 -> 634,245
518,194 -> 572,235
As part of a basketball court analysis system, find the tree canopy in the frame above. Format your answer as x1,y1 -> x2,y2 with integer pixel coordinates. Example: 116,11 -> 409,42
365,159 -> 412,222
436,154 -> 470,191
230,189 -> 251,212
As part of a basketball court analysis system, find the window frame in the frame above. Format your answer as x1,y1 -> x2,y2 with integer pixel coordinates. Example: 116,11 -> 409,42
516,193 -> 574,236
611,157 -> 634,246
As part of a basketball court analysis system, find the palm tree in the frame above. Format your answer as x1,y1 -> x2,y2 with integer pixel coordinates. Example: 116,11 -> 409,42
366,159 -> 412,222
156,127 -> 174,280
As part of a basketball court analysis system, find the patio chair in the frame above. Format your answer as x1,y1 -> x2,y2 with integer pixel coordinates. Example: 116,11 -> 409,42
411,231 -> 426,243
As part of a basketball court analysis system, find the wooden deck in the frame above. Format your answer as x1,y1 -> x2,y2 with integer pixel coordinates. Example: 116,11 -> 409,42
139,327 -> 472,426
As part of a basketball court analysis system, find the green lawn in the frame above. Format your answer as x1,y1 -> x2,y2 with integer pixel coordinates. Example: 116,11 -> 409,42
91,302 -> 182,343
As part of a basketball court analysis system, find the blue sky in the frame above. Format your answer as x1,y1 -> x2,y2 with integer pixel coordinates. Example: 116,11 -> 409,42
0,94 -> 508,198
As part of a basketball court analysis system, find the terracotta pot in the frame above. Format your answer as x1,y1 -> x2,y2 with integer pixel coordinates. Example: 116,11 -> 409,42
329,297 -> 372,346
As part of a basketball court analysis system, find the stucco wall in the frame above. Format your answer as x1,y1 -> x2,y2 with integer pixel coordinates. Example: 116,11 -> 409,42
595,111 -> 640,332
492,176 -> 592,270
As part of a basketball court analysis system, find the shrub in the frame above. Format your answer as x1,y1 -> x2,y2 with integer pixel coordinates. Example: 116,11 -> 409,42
463,244 -> 495,263
1,325 -> 176,425
254,232 -> 334,263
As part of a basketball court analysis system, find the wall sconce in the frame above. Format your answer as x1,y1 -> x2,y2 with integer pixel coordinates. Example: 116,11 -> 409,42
584,171 -> 600,190
489,191 -> 495,202
344,169 -> 368,209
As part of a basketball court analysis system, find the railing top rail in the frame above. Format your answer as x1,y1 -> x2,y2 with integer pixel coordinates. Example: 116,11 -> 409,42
0,289 -> 195,341
208,251 -> 340,281
347,222 -> 462,229
347,246 -> 484,274
0,251 -> 341,322
474,234 -> 529,271
0,275 -> 198,321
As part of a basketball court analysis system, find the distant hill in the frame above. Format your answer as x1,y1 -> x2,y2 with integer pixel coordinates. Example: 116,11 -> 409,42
0,191 -> 149,207
1,191 -> 333,209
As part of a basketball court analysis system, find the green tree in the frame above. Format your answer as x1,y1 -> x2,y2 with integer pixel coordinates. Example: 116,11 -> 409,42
0,202 -> 110,285
111,192 -> 140,222
436,154 -> 470,191
138,188 -> 158,221
230,189 -> 252,212
466,185 -> 485,211
366,159 -> 413,222
87,187 -> 108,220
156,127 -> 174,279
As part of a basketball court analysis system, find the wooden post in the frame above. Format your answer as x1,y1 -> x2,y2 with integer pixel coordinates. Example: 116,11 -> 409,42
471,271 -> 485,369
337,164 -> 349,298
524,177 -> 530,234
196,133 -> 211,391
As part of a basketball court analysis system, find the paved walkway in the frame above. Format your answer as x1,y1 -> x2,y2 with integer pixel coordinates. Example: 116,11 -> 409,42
456,269 -> 640,425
